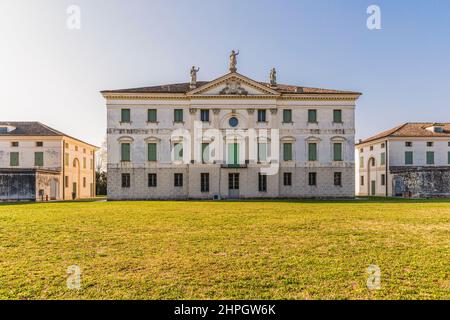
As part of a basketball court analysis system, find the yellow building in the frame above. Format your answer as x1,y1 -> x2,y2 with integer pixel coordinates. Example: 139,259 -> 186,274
0,122 -> 98,201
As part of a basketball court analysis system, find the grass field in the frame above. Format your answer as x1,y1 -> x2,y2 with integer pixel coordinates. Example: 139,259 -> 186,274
0,199 -> 449,300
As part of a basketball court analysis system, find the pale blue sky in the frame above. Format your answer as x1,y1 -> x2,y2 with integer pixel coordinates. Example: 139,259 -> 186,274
1,0 -> 449,146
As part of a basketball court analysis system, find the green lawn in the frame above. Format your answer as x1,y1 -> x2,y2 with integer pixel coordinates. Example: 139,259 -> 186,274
0,199 -> 449,300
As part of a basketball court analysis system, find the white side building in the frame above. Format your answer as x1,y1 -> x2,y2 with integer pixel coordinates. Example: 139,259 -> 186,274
356,123 -> 450,197
103,58 -> 361,200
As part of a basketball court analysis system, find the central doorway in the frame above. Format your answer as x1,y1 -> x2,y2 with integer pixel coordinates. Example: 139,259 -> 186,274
228,173 -> 240,198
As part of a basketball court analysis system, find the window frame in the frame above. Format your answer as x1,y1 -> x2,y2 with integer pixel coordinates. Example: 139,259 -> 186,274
121,173 -> 131,188
148,173 -> 157,187
334,172 -> 342,187
257,109 -> 267,123
283,172 -> 292,186
308,109 -> 317,123
121,109 -> 131,123
10,152 -> 19,166
147,109 -> 157,123
200,173 -> 210,192
258,173 -> 267,192
308,172 -> 317,186
200,109 -> 210,122
34,151 -> 44,167
283,109 -> 292,123
174,109 -> 184,123
121,143 -> 131,162
333,109 -> 342,123
174,173 -> 183,187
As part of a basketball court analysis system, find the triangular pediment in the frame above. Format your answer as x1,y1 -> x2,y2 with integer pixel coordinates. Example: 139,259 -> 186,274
187,72 -> 280,96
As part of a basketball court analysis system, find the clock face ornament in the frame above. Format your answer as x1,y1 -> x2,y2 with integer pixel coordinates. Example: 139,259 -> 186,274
229,117 -> 239,127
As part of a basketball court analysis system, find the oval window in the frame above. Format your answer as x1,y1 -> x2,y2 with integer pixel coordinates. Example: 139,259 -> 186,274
229,117 -> 239,127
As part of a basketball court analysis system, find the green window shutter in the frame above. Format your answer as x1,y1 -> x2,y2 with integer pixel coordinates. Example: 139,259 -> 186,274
308,110 -> 317,123
121,143 -> 130,161
258,143 -> 267,162
147,109 -> 157,122
283,110 -> 292,123
228,143 -> 239,165
121,109 -> 130,122
333,110 -> 342,123
426,151 -> 434,165
174,109 -> 183,122
405,151 -> 413,165
283,143 -> 292,161
201,143 -> 209,162
381,152 -> 386,165
34,152 -> 44,166
148,143 -> 157,161
448,151 -> 450,164
308,143 -> 317,161
333,143 -> 342,161
174,143 -> 183,161
360,157 -> 364,168
10,152 -> 19,166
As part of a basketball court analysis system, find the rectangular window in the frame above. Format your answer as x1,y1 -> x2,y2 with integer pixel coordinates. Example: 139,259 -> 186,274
174,109 -> 184,122
147,109 -> 157,122
257,109 -> 266,122
65,176 -> 69,188
228,173 -> 239,190
11,141 -> 19,147
360,156 -> 364,168
333,110 -> 342,123
370,146 -> 374,151
174,173 -> 183,187
83,177 -> 86,188
148,143 -> 157,161
201,143 -> 209,163
83,157 -> 86,169
381,152 -> 386,165
427,142 -> 434,147
75,146 -> 78,152
200,110 -> 210,122
121,109 -> 130,123
381,174 -> 386,186
36,141 -> 43,147
405,142 -> 413,147
405,151 -> 413,165
381,143 -> 385,149
360,176 -> 364,186
65,153 -> 69,166
121,143 -> 130,161
308,143 -> 317,161
174,143 -> 183,161
333,143 -> 343,161
308,109 -> 317,123
283,172 -> 292,186
200,173 -> 209,192
448,151 -> 450,164
121,173 -> 130,188
334,172 -> 342,186
283,143 -> 292,161
148,173 -> 157,187
258,173 -> 267,192
90,159 -> 94,170
283,109 -> 292,123
10,152 -> 19,166
308,172 -> 317,186
258,143 -> 267,162
426,151 -> 435,165
34,152 -> 44,167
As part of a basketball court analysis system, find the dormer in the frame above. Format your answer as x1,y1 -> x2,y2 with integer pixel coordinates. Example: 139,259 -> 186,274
0,125 -> 16,133
425,123 -> 445,133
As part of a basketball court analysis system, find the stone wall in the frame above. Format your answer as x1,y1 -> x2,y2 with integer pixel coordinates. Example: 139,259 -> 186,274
391,166 -> 450,198
107,166 -> 355,200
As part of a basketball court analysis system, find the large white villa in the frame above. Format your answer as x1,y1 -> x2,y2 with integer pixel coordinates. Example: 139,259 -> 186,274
102,52 -> 361,200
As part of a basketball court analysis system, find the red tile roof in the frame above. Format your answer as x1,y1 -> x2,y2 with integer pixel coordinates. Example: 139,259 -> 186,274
358,123 -> 450,145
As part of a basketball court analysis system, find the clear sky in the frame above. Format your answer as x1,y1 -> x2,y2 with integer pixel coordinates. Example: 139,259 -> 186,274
1,0 -> 449,146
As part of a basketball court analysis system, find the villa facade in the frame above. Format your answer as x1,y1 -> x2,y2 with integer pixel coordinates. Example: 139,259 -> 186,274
356,123 -> 450,198
0,122 -> 98,201
103,57 -> 361,200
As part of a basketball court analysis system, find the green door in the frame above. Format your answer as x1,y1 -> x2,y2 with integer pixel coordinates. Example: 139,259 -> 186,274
371,181 -> 376,196
228,143 -> 239,165
72,182 -> 77,199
